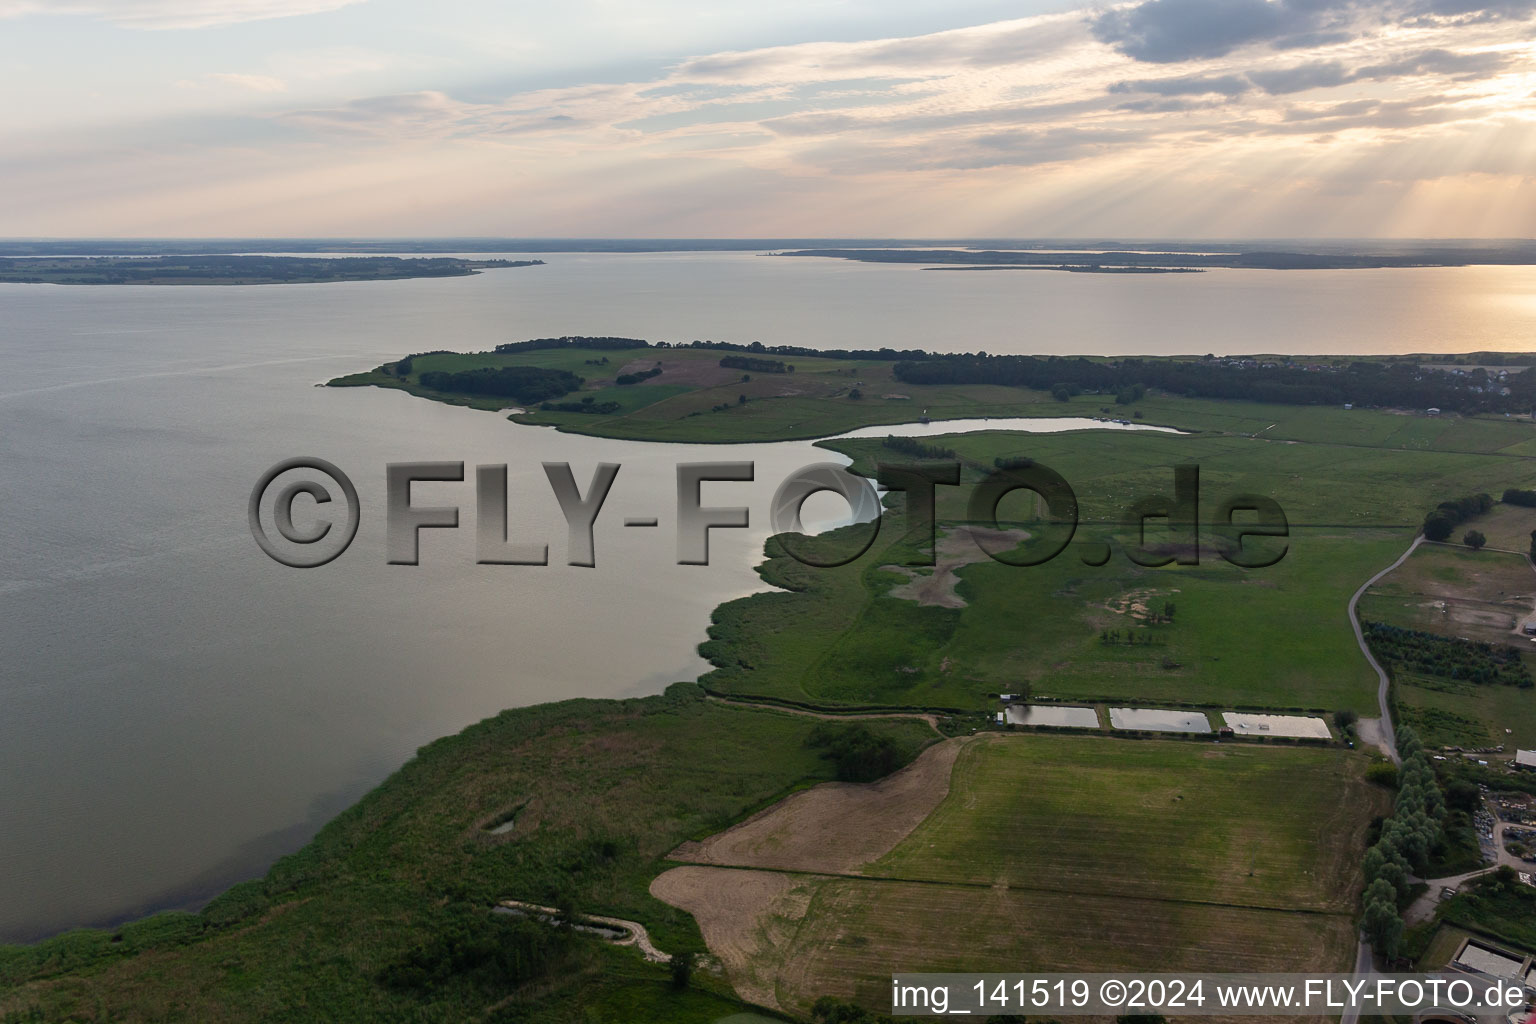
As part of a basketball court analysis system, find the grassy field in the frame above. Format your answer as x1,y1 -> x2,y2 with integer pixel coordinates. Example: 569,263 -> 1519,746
674,734 -> 1381,1015
0,693 -> 932,1022
1357,542 -> 1536,643
697,409 -> 1504,713
869,734 -> 1378,912
1463,500 -> 1536,552
1357,542 -> 1536,749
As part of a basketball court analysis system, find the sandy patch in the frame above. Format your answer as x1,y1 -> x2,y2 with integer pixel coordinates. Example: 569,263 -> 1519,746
667,737 -> 968,875
650,866 -> 816,1010
1104,587 -> 1181,620
883,526 -> 1030,608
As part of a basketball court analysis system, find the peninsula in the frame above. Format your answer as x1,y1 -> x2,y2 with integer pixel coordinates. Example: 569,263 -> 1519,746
0,255 -> 543,285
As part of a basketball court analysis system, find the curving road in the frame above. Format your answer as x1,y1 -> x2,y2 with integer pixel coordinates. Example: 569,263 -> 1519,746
1342,533 -> 1424,998
497,899 -> 672,963
1347,534 -> 1422,766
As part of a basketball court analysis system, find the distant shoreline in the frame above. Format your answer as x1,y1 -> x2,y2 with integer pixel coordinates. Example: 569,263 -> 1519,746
778,247 -> 1536,270
927,265 -> 1204,274
0,255 -> 544,286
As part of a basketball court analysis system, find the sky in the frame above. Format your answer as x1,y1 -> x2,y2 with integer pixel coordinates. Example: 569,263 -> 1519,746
0,0 -> 1533,237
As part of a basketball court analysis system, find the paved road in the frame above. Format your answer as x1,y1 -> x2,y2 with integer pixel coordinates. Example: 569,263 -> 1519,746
1342,535 -> 1427,1001
1341,938 -> 1376,1024
1348,534 -> 1422,766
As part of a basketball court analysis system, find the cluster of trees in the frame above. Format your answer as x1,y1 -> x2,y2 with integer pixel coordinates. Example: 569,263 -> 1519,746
993,456 -> 1035,470
539,398 -> 621,415
614,365 -> 662,385
1098,630 -> 1168,646
810,998 -> 897,1023
418,366 -> 582,403
806,723 -> 904,782
719,355 -> 789,373
1422,492 -> 1493,541
882,435 -> 957,459
681,338 -> 931,361
1361,727 -> 1445,957
1363,621 -> 1533,687
492,336 -> 645,353
376,905 -> 578,994
892,354 -> 1536,413
1503,488 -> 1536,507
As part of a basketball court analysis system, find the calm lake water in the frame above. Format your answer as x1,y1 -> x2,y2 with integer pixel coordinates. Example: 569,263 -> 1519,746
2,252 -> 1534,941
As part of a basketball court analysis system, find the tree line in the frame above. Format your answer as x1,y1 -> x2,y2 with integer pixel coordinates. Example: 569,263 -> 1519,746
893,355 -> 1536,414
1360,727 -> 1445,958
719,355 -> 790,373
1422,492 -> 1494,541
614,365 -> 662,385
493,336 -> 646,353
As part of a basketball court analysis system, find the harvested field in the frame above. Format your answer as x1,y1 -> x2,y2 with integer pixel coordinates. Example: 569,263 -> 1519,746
668,737 -> 969,875
611,357 -> 740,388
770,879 -> 1359,1015
649,866 -> 817,1011
657,733 -> 1382,1018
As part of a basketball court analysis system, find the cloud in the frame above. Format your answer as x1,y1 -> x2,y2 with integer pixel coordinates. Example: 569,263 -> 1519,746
1247,60 -> 1350,93
1110,73 -> 1252,96
4,0 -> 1533,236
1409,0 -> 1536,22
1090,0 -> 1535,63
1090,0 -> 1334,63
1353,46 -> 1515,79
208,73 -> 287,92
0,0 -> 364,29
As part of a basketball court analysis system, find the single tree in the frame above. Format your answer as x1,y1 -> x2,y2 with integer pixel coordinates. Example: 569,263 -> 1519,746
1464,529 -> 1486,550
670,950 -> 696,991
